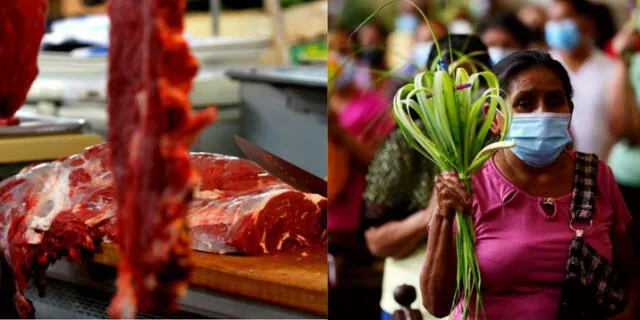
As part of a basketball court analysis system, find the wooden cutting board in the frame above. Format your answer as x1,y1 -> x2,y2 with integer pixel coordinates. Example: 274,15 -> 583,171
94,243 -> 328,316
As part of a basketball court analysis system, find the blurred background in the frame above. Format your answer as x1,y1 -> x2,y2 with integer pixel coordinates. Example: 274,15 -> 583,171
1,1 -> 328,318
327,0 -> 640,319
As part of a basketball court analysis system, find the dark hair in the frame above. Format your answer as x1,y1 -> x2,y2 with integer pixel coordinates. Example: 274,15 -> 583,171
332,24 -> 350,33
590,2 -> 616,50
478,13 -> 531,47
357,20 -> 390,41
425,34 -> 492,70
353,21 -> 389,70
559,0 -> 595,20
493,50 -> 573,102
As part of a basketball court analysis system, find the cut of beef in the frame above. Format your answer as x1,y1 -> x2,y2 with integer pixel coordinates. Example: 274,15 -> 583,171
0,1 -> 48,124
189,153 -> 327,255
106,0 -> 217,318
0,144 -> 326,318
0,145 -> 115,319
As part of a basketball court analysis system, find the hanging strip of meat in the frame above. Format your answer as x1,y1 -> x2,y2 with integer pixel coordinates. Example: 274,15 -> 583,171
0,1 -> 48,125
106,0 -> 217,317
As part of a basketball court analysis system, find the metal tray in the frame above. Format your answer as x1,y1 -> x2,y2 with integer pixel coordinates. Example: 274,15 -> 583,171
0,111 -> 87,137
226,65 -> 327,89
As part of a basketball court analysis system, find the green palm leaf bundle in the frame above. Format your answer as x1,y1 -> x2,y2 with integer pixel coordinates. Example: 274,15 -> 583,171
393,49 -> 515,320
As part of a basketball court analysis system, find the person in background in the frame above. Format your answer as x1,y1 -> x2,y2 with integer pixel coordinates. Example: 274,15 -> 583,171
354,21 -> 391,94
448,8 -> 475,35
420,50 -> 638,319
328,26 -> 354,66
447,0 -> 502,34
466,0 -> 500,21
387,1 -> 434,77
517,4 -> 547,49
478,13 -> 530,66
605,20 -> 640,238
398,20 -> 448,77
391,20 -> 447,96
546,0 -> 616,161
394,0 -> 428,35
328,26 -> 396,250
423,34 -> 492,72
361,34 -> 491,320
328,26 -> 360,94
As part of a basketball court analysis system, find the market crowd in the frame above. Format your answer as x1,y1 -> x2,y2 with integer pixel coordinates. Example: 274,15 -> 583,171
328,0 -> 640,319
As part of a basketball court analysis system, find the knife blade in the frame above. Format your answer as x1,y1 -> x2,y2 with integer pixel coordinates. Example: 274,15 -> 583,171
234,136 -> 327,197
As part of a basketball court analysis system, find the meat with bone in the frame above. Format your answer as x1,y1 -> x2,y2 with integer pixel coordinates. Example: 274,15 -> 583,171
106,0 -> 217,317
0,1 -> 48,124
0,143 -> 326,317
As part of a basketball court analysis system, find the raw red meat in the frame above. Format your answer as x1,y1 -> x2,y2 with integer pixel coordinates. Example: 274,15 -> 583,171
189,153 -> 327,255
0,143 -> 327,318
106,0 -> 217,317
0,1 -> 48,125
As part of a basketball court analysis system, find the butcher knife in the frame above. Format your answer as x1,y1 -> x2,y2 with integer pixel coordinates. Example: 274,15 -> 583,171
233,136 -> 327,197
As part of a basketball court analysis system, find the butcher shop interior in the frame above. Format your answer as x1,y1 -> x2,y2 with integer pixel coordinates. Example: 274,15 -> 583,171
0,0 -> 328,319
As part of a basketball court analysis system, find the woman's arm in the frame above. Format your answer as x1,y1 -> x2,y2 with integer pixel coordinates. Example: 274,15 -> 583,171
606,23 -> 640,146
365,195 -> 436,259
606,59 -> 640,146
421,212 -> 457,318
420,173 -> 471,318
607,165 -> 639,319
610,227 -> 640,319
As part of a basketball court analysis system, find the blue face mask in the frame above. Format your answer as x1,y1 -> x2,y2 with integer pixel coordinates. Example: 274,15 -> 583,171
468,0 -> 490,19
395,13 -> 419,34
412,41 -> 434,68
506,113 -> 573,168
334,56 -> 356,89
545,19 -> 581,51
488,47 -> 517,66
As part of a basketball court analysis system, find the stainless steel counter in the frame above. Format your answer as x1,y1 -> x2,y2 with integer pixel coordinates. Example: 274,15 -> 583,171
227,65 -> 327,178
25,259 -> 323,319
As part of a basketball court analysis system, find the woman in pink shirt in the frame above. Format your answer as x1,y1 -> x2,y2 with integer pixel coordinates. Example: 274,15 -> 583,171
327,27 -> 396,234
420,51 -> 639,319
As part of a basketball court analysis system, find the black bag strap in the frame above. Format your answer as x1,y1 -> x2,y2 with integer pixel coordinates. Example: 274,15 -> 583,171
569,152 -> 599,228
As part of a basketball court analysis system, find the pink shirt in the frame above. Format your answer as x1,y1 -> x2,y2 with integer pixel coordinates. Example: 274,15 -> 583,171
328,91 -> 395,232
452,152 -> 631,319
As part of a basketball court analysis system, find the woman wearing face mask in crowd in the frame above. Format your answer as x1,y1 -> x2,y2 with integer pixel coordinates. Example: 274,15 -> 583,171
354,22 -> 392,95
412,21 -> 447,69
388,2 -> 439,76
397,20 -> 448,79
394,0 -> 428,35
466,0 -> 498,21
361,34 -> 491,320
420,50 -> 639,320
478,12 -> 530,66
604,20 -> 640,252
545,0 -> 617,161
